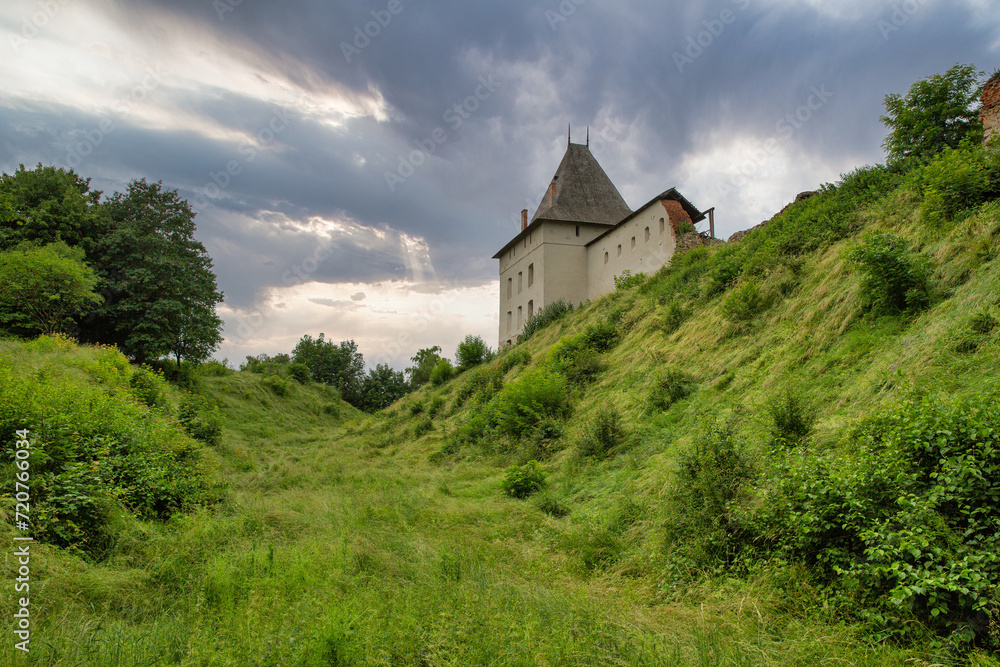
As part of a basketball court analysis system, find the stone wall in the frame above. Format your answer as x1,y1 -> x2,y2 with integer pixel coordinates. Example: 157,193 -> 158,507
982,76 -> 1000,144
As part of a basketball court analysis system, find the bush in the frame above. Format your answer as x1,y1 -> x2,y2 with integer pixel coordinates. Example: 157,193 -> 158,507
660,301 -> 690,334
501,460 -> 546,498
427,396 -> 445,417
456,334 -> 494,370
548,333 -> 604,386
722,279 -> 763,323
578,406 -> 626,459
412,415 -> 433,437
845,230 -> 932,316
767,390 -> 815,446
178,393 -> 223,445
489,369 -> 570,438
649,368 -> 695,411
583,321 -> 619,352
518,299 -> 574,343
456,364 -> 504,405
536,493 -> 570,518
613,270 -> 646,290
129,365 -> 164,408
917,144 -> 993,225
288,362 -> 311,384
496,348 -> 531,373
262,374 -> 291,397
429,359 -> 454,385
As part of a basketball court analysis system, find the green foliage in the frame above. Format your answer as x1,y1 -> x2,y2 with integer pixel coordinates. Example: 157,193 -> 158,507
83,179 -> 222,366
518,299 -> 574,343
429,358 -> 454,385
455,334 -> 494,371
500,460 -> 546,498
0,242 -> 101,335
456,363 -> 504,405
675,220 -> 697,235
761,393 -> 1000,649
648,368 -> 695,411
547,333 -> 605,386
288,362 -> 311,384
660,301 -> 691,334
845,230 -> 932,316
881,63 -> 985,164
578,406 -> 626,459
0,340 -> 220,554
412,415 -> 434,437
613,270 -> 646,291
406,345 -> 442,388
496,347 -> 531,373
917,143 -> 997,225
293,334 -> 365,405
536,493 -> 570,518
721,279 -> 763,323
766,390 -> 815,446
128,365 -> 165,408
488,368 -> 570,438
582,321 -> 619,352
178,393 -> 223,445
262,374 -> 291,397
427,396 -> 445,417
359,363 -> 409,412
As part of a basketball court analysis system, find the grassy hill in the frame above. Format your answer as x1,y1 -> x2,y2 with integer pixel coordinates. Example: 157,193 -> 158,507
3,145 -> 1000,665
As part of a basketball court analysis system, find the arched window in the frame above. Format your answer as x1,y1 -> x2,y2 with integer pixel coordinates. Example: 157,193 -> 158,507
659,218 -> 665,234
507,311 -> 512,332
517,306 -> 522,328
631,236 -> 636,249
528,300 -> 534,318
575,226 -> 580,237
617,244 -> 622,257
527,264 -> 534,287
517,272 -> 522,293
644,226 -> 650,242
604,251 -> 609,264
507,278 -> 512,299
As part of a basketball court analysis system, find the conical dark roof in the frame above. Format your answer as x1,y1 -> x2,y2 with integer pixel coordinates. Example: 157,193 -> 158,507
530,143 -> 632,225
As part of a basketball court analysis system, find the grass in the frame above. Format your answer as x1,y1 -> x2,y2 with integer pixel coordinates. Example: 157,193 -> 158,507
4,150 -> 1000,663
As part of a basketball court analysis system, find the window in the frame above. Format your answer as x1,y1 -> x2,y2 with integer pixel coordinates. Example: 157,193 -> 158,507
604,251 -> 609,264
507,311 -> 512,333
631,236 -> 636,249
517,272 -> 522,293
528,300 -> 534,318
575,226 -> 580,237
517,306 -> 522,328
659,218 -> 665,234
527,264 -> 534,286
617,244 -> 622,257
645,226 -> 650,242
507,278 -> 512,299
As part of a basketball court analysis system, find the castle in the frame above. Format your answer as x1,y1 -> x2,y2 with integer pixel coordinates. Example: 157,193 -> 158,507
493,135 -> 714,346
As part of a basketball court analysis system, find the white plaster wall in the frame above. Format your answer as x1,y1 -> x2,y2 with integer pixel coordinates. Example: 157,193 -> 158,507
586,202 -> 677,300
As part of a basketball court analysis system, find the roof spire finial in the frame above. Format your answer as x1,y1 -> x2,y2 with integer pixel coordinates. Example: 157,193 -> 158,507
586,126 -> 590,147
568,122 -> 571,147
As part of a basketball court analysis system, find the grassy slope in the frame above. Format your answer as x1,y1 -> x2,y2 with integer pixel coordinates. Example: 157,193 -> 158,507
2,180 -> 1000,665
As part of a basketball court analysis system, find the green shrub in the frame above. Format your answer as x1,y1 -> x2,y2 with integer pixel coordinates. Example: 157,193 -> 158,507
583,321 -> 619,352
500,460 -> 546,498
845,230 -> 932,316
412,415 -> 433,437
489,369 -> 570,438
917,143 -> 994,226
429,359 -> 454,385
536,493 -> 570,518
456,364 -> 504,405
288,362 -> 311,384
660,301 -> 690,334
649,368 -> 695,411
767,390 -> 815,446
548,333 -> 605,386
578,406 -> 626,459
427,396 -> 445,417
129,365 -> 164,408
409,401 -> 424,416
178,393 -> 223,446
721,279 -> 763,323
520,417 -> 565,462
198,360 -> 233,377
262,374 -> 291,397
970,310 -> 998,335
613,270 -> 646,290
455,334 -> 494,370
518,299 -> 574,343
496,347 -> 531,373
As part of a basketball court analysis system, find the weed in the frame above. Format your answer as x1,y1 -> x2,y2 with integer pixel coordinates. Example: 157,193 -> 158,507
649,368 -> 695,411
578,406 -> 626,459
501,460 -> 546,498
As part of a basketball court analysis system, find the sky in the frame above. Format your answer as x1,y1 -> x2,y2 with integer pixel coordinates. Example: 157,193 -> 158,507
1,0 -> 998,370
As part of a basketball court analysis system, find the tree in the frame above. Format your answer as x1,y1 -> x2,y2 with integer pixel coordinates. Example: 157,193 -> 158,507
82,179 -> 223,365
0,242 -> 101,335
455,334 -> 493,371
406,345 -> 443,388
0,164 -> 104,252
292,334 -> 365,405
360,364 -> 409,412
881,63 -> 985,164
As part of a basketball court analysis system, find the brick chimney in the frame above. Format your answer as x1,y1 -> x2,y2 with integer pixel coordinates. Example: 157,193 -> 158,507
520,209 -> 527,231
982,74 -> 1000,144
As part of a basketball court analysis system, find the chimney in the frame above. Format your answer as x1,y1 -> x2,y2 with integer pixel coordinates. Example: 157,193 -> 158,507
549,182 -> 556,207
520,209 -> 527,231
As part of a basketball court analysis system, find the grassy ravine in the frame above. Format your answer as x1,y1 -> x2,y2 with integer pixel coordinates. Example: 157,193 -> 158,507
4,164 -> 1000,664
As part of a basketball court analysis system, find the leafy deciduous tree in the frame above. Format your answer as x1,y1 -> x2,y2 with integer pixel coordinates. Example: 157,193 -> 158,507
406,345 -> 443,388
360,363 -> 408,412
292,334 -> 365,405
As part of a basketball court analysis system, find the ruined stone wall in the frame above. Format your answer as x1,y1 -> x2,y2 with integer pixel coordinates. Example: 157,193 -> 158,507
982,76 -> 1000,144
